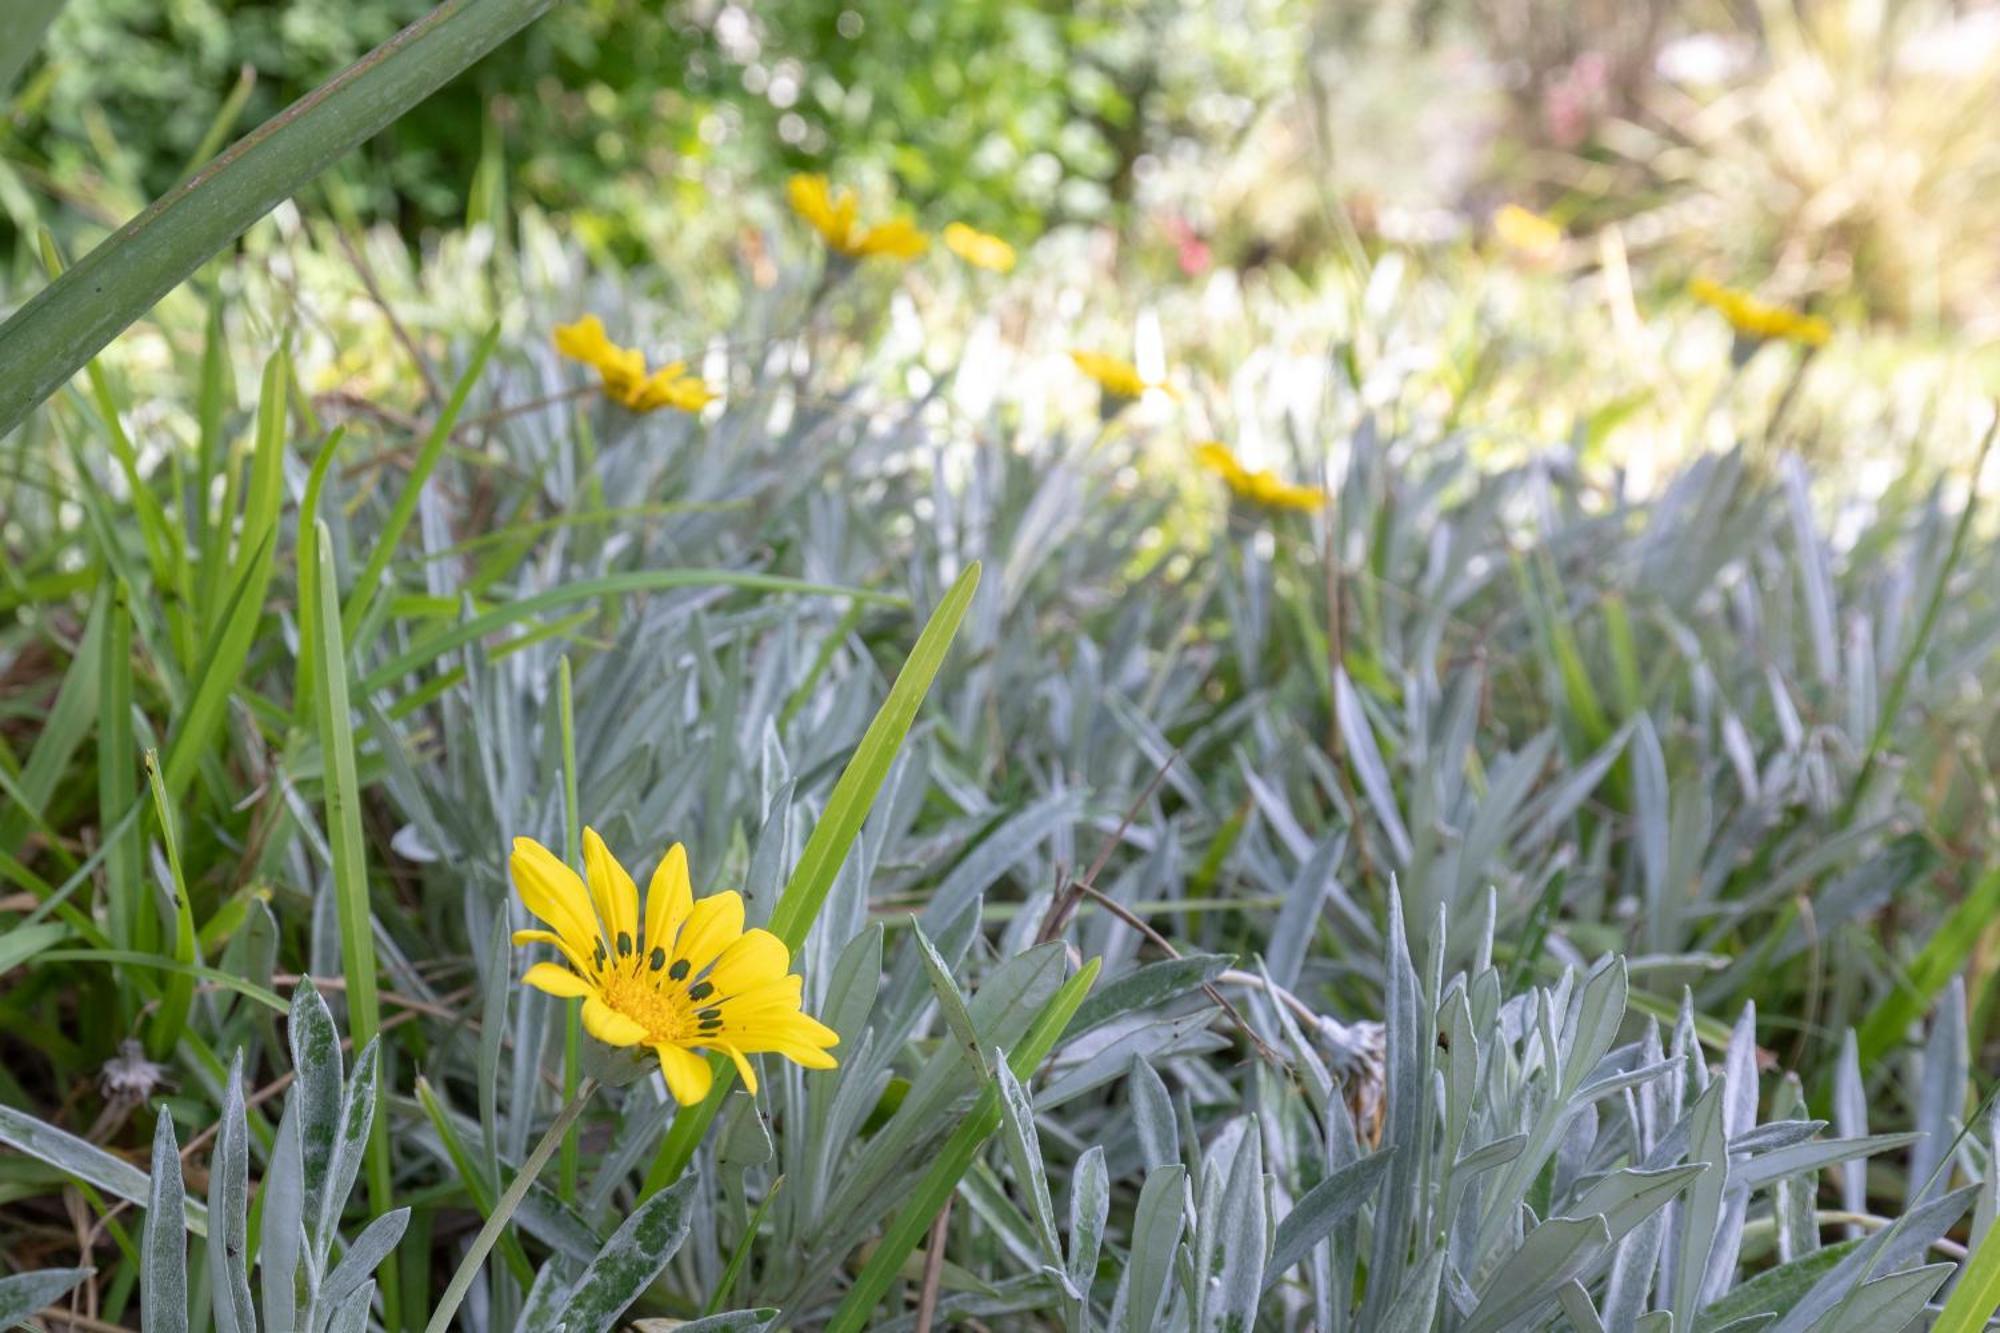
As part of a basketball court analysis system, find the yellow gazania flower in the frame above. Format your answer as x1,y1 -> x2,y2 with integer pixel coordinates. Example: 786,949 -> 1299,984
554,316 -> 714,414
1070,351 -> 1172,402
1196,441 -> 1323,512
1687,277 -> 1830,348
1492,204 -> 1562,260
943,222 -> 1016,273
511,831 -> 838,1105
787,174 -> 929,260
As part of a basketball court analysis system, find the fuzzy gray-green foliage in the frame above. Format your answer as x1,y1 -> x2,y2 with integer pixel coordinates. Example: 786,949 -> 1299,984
4,216 -> 1998,1330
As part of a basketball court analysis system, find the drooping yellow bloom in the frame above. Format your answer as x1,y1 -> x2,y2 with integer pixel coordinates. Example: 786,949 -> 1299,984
787,174 -> 928,260
1070,351 -> 1172,402
554,316 -> 715,414
1687,278 -> 1830,347
1492,204 -> 1562,260
511,831 -> 838,1105
1196,442 -> 1323,512
943,222 -> 1016,273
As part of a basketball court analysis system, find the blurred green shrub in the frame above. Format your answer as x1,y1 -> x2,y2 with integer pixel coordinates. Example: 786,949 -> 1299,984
13,0 -> 1303,248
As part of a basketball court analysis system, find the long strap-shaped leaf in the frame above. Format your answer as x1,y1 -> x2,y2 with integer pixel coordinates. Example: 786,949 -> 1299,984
0,0 -> 553,438
639,563 -> 982,1198
0,0 -> 63,100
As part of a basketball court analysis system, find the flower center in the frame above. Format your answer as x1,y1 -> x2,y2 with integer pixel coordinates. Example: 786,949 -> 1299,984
591,945 -> 732,1048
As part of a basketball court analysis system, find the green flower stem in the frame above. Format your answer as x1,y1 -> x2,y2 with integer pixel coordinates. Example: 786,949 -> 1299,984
424,1076 -> 597,1333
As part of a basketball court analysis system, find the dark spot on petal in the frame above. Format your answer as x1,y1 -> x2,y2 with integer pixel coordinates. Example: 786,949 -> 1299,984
687,981 -> 714,1002
617,931 -> 633,957
593,942 -> 606,971
696,1006 -> 722,1022
649,947 -> 667,971
669,959 -> 691,981
699,1018 -> 723,1033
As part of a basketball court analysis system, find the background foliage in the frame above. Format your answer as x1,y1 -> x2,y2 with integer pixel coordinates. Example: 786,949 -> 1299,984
4,0 -> 2000,1328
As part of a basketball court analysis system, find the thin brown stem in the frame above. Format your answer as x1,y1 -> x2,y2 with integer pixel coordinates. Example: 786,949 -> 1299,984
1071,881 -> 1286,1068
911,1194 -> 954,1333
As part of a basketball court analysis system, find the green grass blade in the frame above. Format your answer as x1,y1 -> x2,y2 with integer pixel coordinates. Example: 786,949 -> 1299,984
1933,1212 -> 2000,1333
162,347 -> 288,797
412,1077 -> 536,1290
1853,863 -> 2000,1067
0,0 -> 556,437
767,563 -> 980,950
823,957 -> 1099,1333
640,564 -> 980,1197
340,324 -> 499,640
0,589 -> 106,853
0,0 -> 63,99
360,571 -> 898,695
305,519 -> 389,1225
97,584 -> 144,960
141,750 -> 199,1060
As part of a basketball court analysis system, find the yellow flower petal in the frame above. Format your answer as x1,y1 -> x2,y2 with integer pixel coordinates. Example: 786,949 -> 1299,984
673,890 -> 745,974
1070,351 -> 1153,400
552,315 -> 614,366
789,173 -> 923,260
582,995 -> 647,1047
643,843 -> 693,959
707,929 -> 790,995
716,1042 -> 760,1095
521,961 -> 593,999
511,929 -> 594,975
943,222 -> 1016,273
582,827 -> 640,962
510,837 -> 601,963
854,219 -> 929,260
656,1044 -> 713,1105
1492,204 -> 1562,259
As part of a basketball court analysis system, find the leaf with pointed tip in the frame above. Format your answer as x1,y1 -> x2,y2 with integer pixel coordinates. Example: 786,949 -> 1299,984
319,1208 -> 409,1320
1263,1150 -> 1393,1288
209,1055 -> 256,1333
0,1268 -> 94,1324
260,1103 -> 304,1333
0,1103 -> 207,1234
1461,1216 -> 1612,1333
288,978 -> 345,1236
1113,1165 -> 1186,1333
143,1108 -> 189,1333
562,1175 -> 699,1333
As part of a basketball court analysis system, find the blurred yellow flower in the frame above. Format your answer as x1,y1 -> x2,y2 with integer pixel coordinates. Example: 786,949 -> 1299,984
943,222 -> 1016,273
1070,351 -> 1171,402
1492,204 -> 1563,260
787,174 -> 928,260
1688,278 -> 1830,348
1196,442 -> 1323,512
512,831 -> 839,1106
554,316 -> 714,414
